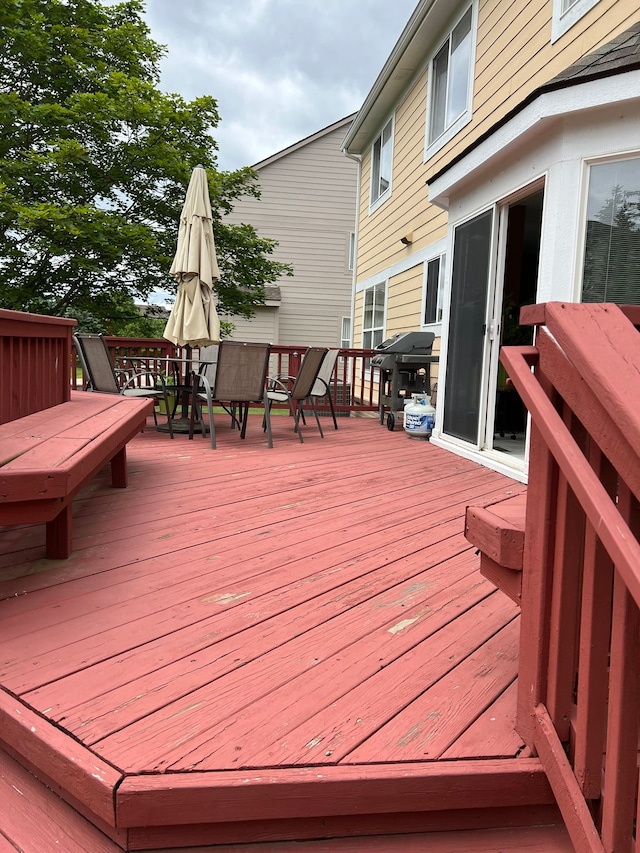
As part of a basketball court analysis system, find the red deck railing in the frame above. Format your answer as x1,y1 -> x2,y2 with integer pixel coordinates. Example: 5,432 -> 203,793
0,309 -> 76,424
501,302 -> 640,853
71,338 -> 378,415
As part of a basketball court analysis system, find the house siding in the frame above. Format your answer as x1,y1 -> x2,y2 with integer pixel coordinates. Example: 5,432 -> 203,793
226,121 -> 357,348
223,307 -> 279,344
352,0 -> 637,349
427,0 -> 636,178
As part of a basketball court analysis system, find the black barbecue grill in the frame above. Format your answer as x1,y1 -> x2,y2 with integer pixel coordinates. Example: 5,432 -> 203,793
372,331 -> 438,430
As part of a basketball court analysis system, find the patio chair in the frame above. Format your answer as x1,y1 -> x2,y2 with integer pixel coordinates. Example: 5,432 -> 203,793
266,347 -> 328,443
74,334 -> 174,438
190,340 -> 273,449
309,347 -> 340,430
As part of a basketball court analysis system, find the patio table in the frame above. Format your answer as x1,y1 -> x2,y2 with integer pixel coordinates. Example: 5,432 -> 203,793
116,354 -> 215,434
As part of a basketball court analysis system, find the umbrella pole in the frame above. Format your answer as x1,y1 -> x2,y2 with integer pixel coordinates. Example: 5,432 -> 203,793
179,343 -> 193,425
156,344 -> 200,434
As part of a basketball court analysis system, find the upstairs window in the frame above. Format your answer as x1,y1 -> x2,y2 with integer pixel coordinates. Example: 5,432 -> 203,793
428,6 -> 474,149
552,0 -> 601,42
370,119 -> 393,207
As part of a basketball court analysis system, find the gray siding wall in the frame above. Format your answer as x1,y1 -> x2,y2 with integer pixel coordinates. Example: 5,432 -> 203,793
223,306 -> 279,344
226,122 -> 357,348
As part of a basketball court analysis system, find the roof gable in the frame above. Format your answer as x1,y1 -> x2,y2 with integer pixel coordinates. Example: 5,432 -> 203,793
252,113 -> 356,171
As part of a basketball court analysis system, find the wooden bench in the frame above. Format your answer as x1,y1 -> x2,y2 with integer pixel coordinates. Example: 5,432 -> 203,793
0,391 -> 153,559
464,493 -> 526,605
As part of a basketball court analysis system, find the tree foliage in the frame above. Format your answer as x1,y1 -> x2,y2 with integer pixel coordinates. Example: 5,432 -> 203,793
583,184 -> 640,304
0,0 -> 291,331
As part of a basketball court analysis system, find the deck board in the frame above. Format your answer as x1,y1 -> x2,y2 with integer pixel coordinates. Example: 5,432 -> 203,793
0,413 -> 552,847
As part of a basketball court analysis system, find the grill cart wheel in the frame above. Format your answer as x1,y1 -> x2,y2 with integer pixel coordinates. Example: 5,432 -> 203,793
387,412 -> 396,431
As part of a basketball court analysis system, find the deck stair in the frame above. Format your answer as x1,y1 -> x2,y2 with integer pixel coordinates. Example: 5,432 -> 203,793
0,746 -> 574,852
465,493 -> 526,605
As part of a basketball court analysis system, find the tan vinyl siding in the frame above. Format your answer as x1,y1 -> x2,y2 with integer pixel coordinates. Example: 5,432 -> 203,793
226,123 -> 357,348
351,0 -> 635,351
426,0 -> 637,179
386,266 -> 424,334
357,71 -> 448,282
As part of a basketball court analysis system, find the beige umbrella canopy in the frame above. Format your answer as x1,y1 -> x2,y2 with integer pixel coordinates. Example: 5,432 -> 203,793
164,165 -> 221,347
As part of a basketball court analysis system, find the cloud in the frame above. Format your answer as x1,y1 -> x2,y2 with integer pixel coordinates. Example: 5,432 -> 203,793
143,0 -> 417,169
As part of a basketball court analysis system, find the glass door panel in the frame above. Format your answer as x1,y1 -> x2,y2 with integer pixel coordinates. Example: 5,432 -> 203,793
443,210 -> 493,444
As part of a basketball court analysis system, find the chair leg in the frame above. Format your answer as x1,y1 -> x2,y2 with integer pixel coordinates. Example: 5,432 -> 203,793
208,394 -> 216,449
293,404 -> 304,443
327,392 -> 338,429
309,398 -> 324,438
262,392 -> 273,448
287,397 -> 297,428
240,403 -> 250,439
161,389 -> 174,438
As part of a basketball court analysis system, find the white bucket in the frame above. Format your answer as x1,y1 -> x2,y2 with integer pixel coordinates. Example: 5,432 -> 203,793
403,393 -> 435,439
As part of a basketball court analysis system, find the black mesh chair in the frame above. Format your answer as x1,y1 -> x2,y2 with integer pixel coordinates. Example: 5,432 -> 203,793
267,347 -> 328,443
74,334 -> 174,438
190,340 -> 272,449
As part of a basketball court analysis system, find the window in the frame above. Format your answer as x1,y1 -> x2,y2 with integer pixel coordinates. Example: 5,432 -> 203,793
371,119 -> 393,206
427,6 -> 473,148
341,316 -> 351,350
423,255 -> 446,325
362,282 -> 386,365
551,0 -> 601,42
348,232 -> 356,271
581,157 -> 640,305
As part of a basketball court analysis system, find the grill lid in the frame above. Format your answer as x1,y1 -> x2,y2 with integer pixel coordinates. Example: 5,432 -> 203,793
371,352 -> 438,369
374,331 -> 435,355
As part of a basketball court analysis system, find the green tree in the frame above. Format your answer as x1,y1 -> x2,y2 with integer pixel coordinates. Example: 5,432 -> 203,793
0,0 -> 291,331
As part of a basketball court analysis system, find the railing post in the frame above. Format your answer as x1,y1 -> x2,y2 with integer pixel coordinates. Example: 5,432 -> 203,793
516,412 -> 558,747
288,349 -> 302,376
545,411 -> 586,742
599,483 -> 640,852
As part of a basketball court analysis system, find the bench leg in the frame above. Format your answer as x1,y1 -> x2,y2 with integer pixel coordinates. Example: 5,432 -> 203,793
111,447 -> 128,488
46,506 -> 72,560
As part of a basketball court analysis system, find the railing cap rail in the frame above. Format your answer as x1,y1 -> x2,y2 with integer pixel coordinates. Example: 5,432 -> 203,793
0,308 -> 77,328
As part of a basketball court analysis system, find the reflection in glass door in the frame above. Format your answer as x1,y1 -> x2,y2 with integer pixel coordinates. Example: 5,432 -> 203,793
443,210 -> 493,444
487,190 -> 543,460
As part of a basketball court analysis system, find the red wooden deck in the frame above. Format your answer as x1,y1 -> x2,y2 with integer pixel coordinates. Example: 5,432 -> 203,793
0,414 -> 571,850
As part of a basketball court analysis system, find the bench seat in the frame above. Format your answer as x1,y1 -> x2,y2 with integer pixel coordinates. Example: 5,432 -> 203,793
464,493 -> 526,605
0,391 -> 153,559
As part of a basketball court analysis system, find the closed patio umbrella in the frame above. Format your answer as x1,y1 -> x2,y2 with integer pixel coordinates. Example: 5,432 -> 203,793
163,165 -> 220,430
164,165 -> 221,347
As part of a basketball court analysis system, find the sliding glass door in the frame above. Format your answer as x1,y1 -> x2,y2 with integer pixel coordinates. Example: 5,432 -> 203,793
443,209 -> 493,444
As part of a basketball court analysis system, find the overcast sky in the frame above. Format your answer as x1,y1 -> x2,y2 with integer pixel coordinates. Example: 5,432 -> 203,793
142,0 -> 418,172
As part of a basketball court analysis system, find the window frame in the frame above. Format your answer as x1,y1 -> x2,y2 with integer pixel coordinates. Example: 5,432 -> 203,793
551,0 -> 601,43
422,251 -> 447,331
341,316 -> 351,350
369,117 -> 394,212
576,152 -> 640,305
424,2 -> 477,162
362,281 -> 386,369
348,232 -> 356,271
